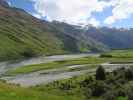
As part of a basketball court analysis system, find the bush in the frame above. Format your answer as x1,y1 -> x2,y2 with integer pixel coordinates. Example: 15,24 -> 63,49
87,81 -> 108,97
127,93 -> 133,100
125,84 -> 133,100
103,91 -> 117,100
80,76 -> 93,87
21,49 -> 37,58
58,81 -> 75,91
100,54 -> 113,58
116,88 -> 126,97
92,81 -> 107,96
125,68 -> 133,80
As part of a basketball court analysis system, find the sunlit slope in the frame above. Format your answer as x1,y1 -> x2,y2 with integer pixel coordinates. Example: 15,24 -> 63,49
0,4 -> 92,61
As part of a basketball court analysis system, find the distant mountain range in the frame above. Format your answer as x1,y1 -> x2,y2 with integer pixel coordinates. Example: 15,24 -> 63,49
0,1 -> 133,61
85,26 -> 133,49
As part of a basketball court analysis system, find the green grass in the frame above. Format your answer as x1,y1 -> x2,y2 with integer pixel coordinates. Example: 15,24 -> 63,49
0,81 -> 82,100
101,49 -> 133,58
0,13 -> 65,61
117,97 -> 128,100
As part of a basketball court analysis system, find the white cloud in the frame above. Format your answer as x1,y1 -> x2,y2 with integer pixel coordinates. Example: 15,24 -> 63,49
30,0 -> 133,26
30,0 -> 111,26
87,18 -> 100,27
104,0 -> 133,25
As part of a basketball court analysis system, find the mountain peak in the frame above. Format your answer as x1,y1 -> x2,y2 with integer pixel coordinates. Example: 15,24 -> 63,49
0,0 -> 9,7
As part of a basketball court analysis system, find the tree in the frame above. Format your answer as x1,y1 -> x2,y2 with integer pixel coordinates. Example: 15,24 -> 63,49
96,66 -> 106,80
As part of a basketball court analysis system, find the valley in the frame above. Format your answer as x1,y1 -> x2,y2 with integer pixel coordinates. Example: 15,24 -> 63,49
0,1 -> 133,100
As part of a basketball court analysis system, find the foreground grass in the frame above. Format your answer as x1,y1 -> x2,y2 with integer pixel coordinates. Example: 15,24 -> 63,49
7,56 -> 133,75
0,80 -> 82,100
0,76 -> 127,100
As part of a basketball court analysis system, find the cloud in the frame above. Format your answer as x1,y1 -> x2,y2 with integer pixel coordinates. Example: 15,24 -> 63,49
30,0 -> 133,26
104,0 -> 133,25
87,18 -> 100,27
30,0 -> 111,26
32,13 -> 42,19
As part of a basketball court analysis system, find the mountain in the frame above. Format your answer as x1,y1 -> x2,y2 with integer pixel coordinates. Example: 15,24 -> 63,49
1,1 -> 133,61
50,21 -> 108,52
85,26 -> 133,49
0,1 -> 105,61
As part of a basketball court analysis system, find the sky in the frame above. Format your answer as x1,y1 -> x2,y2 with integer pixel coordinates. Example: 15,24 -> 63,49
7,0 -> 133,28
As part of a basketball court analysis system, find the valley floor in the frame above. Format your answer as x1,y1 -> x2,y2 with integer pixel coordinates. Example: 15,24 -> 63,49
0,50 -> 133,100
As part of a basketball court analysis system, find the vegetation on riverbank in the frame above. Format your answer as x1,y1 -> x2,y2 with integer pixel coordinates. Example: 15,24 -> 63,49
100,49 -> 133,58
2,65 -> 133,100
32,66 -> 133,100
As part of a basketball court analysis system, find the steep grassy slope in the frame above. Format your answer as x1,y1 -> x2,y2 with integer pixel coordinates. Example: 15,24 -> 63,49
0,3 -> 93,61
0,6 -> 63,60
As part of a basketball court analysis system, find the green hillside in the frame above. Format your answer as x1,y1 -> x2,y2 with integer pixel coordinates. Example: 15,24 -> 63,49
0,4 -> 92,61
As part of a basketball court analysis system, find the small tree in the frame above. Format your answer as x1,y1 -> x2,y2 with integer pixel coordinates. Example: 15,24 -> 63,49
96,66 -> 106,80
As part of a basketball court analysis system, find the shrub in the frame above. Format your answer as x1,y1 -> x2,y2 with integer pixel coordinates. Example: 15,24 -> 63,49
88,81 -> 108,97
103,91 -> 117,100
59,81 -> 75,91
125,68 -> 133,80
116,88 -> 126,97
80,76 -> 93,87
127,93 -> 133,100
100,54 -> 113,58
125,84 -> 133,100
